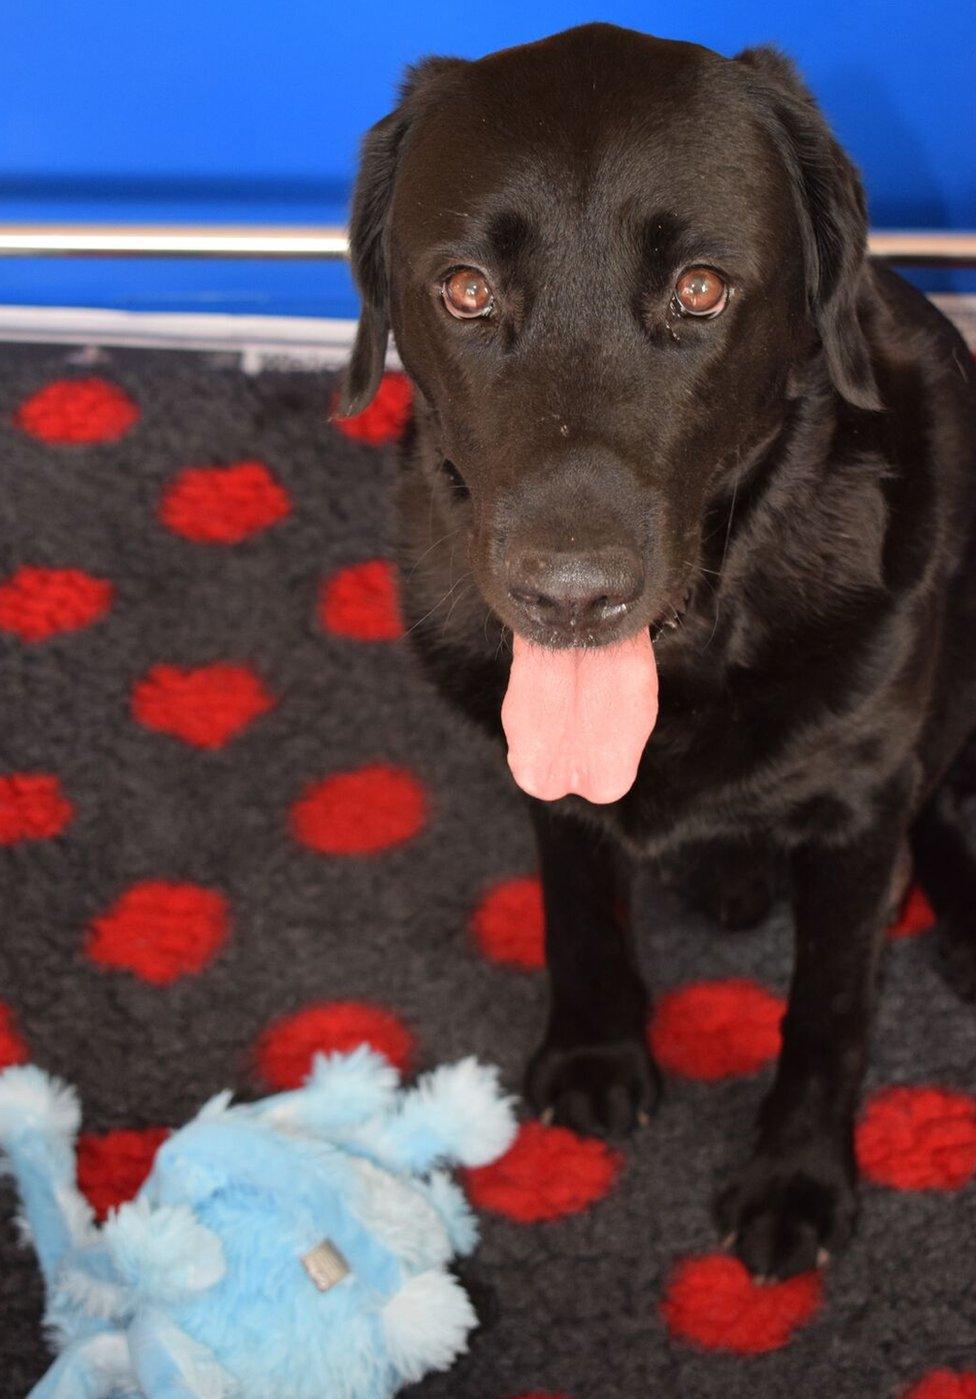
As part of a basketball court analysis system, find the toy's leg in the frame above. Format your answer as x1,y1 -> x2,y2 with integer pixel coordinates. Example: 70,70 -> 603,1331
29,1330 -> 131,1399
0,1067 -> 95,1288
129,1308 -> 233,1398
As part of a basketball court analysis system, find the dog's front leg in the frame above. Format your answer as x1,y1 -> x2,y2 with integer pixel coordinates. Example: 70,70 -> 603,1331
524,801 -> 660,1136
716,790 -> 910,1278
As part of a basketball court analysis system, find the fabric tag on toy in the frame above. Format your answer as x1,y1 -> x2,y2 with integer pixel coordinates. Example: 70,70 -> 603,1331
302,1240 -> 350,1291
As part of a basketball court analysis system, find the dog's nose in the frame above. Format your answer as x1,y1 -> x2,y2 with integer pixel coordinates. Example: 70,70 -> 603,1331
507,546 -> 644,630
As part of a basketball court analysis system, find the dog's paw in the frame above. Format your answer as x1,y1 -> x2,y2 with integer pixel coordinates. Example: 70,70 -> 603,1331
715,1151 -> 858,1279
524,1036 -> 661,1137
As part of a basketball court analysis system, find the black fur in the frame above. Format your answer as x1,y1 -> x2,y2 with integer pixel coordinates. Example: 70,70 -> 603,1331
344,23 -> 976,1279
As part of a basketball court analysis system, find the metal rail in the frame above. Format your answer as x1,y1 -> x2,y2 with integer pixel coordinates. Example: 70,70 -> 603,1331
0,224 -> 973,265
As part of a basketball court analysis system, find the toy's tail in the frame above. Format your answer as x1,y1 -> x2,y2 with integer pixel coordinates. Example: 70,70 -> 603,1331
0,1064 -> 96,1287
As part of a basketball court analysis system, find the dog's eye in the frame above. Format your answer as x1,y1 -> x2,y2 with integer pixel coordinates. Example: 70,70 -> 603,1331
442,268 -> 494,319
673,267 -> 728,318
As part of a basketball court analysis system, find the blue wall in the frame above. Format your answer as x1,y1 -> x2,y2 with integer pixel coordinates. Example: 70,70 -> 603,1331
1,0 -> 973,317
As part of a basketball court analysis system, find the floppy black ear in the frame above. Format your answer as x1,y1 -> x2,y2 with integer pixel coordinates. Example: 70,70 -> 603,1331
339,108 -> 408,417
339,57 -> 467,417
736,46 -> 881,411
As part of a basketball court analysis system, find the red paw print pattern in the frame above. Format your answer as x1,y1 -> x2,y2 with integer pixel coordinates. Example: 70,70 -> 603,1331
159,461 -> 291,543
289,763 -> 427,855
77,1125 -> 170,1220
888,884 -> 936,939
318,559 -> 403,640
661,1253 -> 823,1354
471,876 -> 545,969
463,1120 -> 622,1223
132,662 -> 274,748
85,881 -> 231,985
254,1001 -> 415,1089
0,773 -> 73,844
13,378 -> 139,443
905,1372 -> 976,1399
331,373 -> 412,444
856,1086 -> 976,1190
649,978 -> 785,1080
0,566 -> 114,642
0,1003 -> 29,1069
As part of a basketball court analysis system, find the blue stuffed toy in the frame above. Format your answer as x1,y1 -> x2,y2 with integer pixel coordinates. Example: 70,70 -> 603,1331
0,1047 -> 516,1397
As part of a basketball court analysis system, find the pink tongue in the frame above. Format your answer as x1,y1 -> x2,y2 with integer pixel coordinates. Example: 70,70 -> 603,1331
501,631 -> 659,804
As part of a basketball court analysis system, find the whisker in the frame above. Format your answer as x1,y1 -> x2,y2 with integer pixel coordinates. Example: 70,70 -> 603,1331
403,570 -> 474,637
407,521 -> 465,576
703,472 -> 739,651
443,575 -> 475,628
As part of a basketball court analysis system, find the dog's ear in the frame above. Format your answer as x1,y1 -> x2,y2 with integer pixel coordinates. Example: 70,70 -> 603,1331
736,46 -> 881,411
339,108 -> 407,417
339,57 -> 467,417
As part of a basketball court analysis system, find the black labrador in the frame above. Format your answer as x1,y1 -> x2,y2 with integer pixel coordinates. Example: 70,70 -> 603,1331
340,23 -> 976,1279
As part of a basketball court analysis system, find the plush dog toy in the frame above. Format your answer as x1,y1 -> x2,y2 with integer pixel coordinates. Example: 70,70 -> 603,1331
0,1047 -> 516,1397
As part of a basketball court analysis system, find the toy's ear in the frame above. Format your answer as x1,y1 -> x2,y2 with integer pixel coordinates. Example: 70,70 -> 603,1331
260,1045 -> 399,1135
735,46 -> 881,411
382,1269 -> 476,1384
339,56 -> 468,417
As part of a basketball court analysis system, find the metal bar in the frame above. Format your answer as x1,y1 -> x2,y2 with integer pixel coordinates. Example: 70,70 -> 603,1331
867,231 -> 976,267
0,224 -> 973,265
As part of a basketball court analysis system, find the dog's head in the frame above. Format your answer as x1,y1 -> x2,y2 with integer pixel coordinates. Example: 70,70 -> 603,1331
341,24 -> 879,801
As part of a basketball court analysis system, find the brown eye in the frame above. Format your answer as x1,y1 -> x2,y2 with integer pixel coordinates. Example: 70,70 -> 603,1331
442,267 -> 494,319
674,266 -> 728,318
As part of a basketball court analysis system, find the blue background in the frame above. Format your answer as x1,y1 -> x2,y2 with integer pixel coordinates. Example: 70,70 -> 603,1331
1,0 -> 973,317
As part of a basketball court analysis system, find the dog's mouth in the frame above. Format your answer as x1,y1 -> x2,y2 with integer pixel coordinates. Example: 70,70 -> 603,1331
501,630 -> 658,805
500,593 -> 690,807
649,595 -> 688,643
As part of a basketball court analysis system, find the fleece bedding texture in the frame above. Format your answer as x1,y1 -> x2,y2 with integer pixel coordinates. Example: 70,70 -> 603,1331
0,343 -> 975,1399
